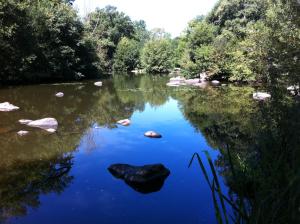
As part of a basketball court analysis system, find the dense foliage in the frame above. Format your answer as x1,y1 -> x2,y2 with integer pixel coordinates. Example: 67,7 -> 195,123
141,38 -> 174,73
0,0 -> 100,84
0,0 -> 299,85
176,0 -> 300,84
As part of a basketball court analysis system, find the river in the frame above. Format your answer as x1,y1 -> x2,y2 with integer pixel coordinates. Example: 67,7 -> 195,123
0,75 -> 299,224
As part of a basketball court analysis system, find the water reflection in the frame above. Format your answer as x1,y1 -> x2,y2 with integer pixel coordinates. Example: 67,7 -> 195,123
174,83 -> 300,223
0,75 -> 298,223
0,154 -> 73,222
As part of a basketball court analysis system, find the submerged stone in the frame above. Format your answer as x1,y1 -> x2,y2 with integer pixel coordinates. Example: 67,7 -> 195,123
0,102 -> 19,112
108,163 -> 170,194
144,131 -> 162,138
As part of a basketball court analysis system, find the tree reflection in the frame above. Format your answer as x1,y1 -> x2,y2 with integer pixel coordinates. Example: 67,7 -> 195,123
0,154 -> 73,222
176,84 -> 300,223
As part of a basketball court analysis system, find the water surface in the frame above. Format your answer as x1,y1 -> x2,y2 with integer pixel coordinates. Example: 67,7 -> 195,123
0,75 -> 298,223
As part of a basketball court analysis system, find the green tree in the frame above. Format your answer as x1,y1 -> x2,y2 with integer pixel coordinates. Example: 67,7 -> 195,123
113,37 -> 140,72
0,0 -> 100,84
141,38 -> 174,73
84,6 -> 135,72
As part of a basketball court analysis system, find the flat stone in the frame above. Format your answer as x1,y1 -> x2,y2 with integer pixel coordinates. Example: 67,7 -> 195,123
253,92 -> 271,100
166,82 -> 180,87
117,119 -> 131,126
0,102 -> 19,112
185,78 -> 200,85
17,130 -> 29,136
193,82 -> 208,88
55,92 -> 64,97
170,76 -> 185,82
108,163 -> 170,194
211,80 -> 220,85
26,118 -> 58,131
144,131 -> 162,138
45,128 -> 56,133
94,81 -> 102,87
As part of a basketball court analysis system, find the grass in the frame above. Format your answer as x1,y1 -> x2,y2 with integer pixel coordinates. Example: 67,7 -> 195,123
188,151 -> 250,224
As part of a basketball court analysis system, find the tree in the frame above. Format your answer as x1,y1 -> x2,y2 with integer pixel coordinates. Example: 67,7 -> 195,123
141,39 -> 174,73
113,37 -> 140,72
0,0 -> 100,84
84,6 -> 135,72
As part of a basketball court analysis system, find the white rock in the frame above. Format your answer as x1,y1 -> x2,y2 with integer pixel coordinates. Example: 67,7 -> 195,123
193,82 -> 208,88
287,85 -> 299,91
185,79 -> 200,85
45,128 -> 56,133
19,119 -> 33,125
253,92 -> 271,100
166,82 -> 180,87
211,80 -> 220,85
27,118 -> 58,131
199,72 -> 208,81
55,92 -> 64,97
170,76 -> 186,82
17,130 -> 29,136
94,81 -> 103,87
0,102 -> 19,112
144,131 -> 162,138
117,119 -> 131,126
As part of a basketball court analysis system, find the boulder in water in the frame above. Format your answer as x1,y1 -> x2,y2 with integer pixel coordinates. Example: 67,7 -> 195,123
17,130 -> 29,136
211,80 -> 220,85
19,119 -> 33,125
199,72 -> 208,82
144,131 -> 162,138
108,163 -> 170,194
117,119 -> 131,126
167,76 -> 186,87
26,118 -> 58,131
55,92 -> 64,97
0,102 -> 19,112
94,81 -> 102,87
170,76 -> 185,82
185,78 -> 200,85
253,92 -> 271,100
166,82 -> 181,87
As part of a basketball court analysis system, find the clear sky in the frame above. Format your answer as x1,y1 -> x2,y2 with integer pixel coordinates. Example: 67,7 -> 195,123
73,0 -> 218,37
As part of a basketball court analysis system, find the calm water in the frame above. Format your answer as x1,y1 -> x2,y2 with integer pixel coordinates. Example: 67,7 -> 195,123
0,75 -> 299,223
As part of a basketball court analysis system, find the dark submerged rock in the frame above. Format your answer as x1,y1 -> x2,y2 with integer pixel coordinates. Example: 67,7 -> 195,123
108,164 -> 170,194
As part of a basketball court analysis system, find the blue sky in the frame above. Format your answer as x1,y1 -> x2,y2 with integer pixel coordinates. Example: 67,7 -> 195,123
73,0 -> 218,37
